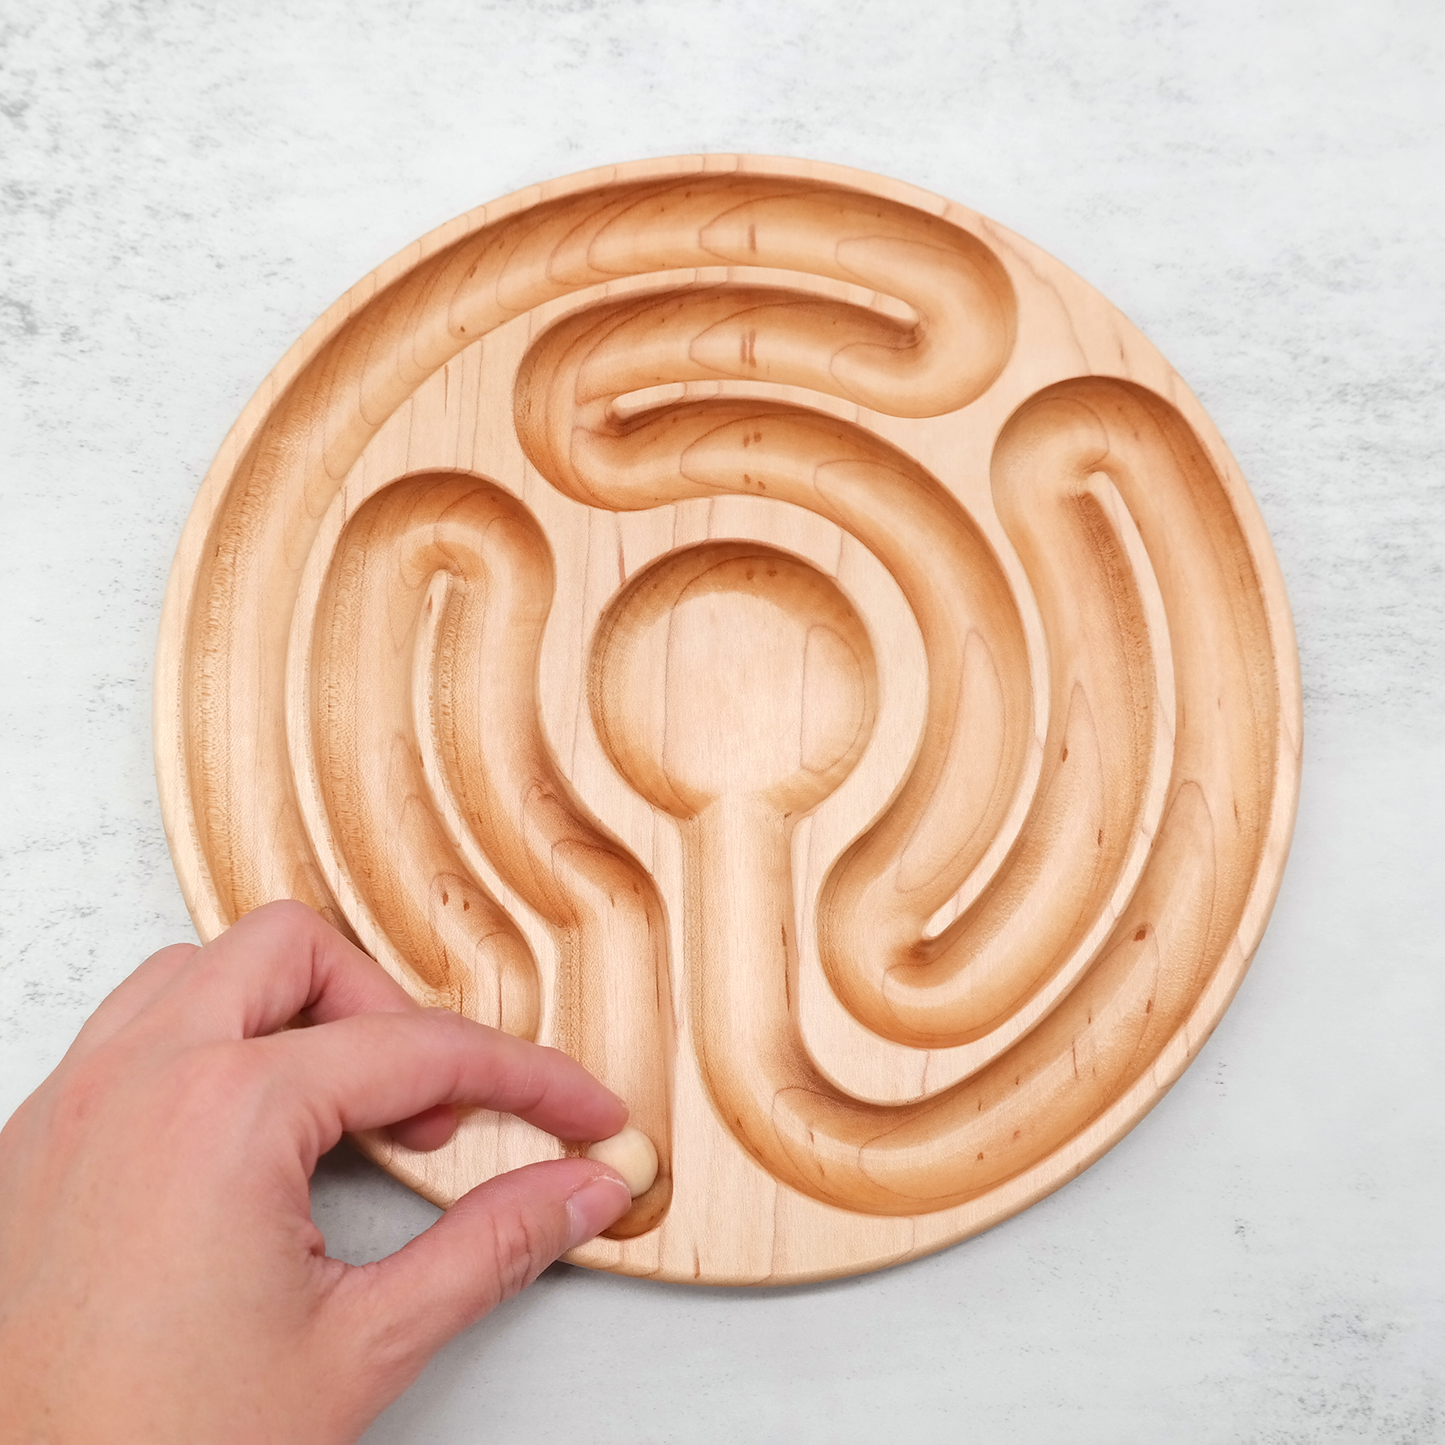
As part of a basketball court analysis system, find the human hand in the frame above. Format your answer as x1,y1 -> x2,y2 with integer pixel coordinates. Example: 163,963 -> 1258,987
0,901 -> 634,1444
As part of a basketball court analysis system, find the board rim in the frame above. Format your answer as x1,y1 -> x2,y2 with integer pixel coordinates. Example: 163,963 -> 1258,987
153,153 -> 1303,1284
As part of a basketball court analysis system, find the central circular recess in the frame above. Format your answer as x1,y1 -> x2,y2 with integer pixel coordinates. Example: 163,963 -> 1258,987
589,542 -> 878,817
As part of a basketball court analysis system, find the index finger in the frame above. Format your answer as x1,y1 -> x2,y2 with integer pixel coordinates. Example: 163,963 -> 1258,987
259,1008 -> 628,1160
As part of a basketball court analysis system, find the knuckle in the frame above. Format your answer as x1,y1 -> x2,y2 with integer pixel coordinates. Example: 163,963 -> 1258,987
241,898 -> 323,946
415,1007 -> 475,1058
146,940 -> 200,967
420,1005 -> 469,1034
249,897 -> 317,927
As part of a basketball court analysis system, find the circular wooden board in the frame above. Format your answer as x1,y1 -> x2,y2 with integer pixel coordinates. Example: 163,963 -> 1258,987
155,155 -> 1301,1284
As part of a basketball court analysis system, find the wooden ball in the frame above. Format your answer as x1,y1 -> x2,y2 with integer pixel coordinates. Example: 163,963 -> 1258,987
585,1126 -> 658,1198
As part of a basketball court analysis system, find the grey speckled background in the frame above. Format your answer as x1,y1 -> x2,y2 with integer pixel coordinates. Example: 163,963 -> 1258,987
2,2 -> 1442,1441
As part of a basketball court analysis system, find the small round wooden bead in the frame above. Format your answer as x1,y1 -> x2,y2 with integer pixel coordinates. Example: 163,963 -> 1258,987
585,1125 -> 658,1198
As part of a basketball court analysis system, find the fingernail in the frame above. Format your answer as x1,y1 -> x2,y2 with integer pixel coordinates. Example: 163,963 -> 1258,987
565,1175 -> 633,1250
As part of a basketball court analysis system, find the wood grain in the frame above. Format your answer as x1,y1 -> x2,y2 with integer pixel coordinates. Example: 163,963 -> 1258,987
155,155 -> 1301,1283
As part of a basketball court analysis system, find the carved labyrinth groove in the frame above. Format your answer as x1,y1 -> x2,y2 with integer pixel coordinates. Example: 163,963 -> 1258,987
157,157 -> 1300,1283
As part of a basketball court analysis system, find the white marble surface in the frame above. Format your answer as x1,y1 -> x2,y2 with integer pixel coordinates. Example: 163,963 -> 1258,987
2,2 -> 1442,1440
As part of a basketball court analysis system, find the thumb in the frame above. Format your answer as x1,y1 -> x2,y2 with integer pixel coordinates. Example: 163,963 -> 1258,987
336,1158 -> 632,1373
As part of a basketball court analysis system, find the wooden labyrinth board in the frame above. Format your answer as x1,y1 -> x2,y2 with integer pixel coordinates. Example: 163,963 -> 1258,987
156,155 -> 1301,1284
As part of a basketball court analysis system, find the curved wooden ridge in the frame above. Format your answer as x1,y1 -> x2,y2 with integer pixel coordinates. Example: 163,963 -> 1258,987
156,155 -> 1301,1283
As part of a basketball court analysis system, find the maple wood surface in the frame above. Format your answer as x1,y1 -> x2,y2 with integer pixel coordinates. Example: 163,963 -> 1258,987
155,155 -> 1301,1284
